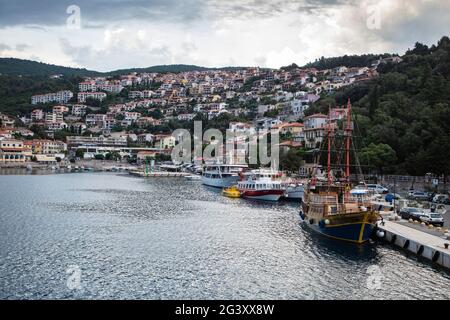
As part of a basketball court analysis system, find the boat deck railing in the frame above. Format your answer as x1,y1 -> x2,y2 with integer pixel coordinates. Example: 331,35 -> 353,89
306,194 -> 338,204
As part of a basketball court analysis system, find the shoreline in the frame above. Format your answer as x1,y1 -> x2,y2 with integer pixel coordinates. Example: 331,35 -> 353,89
0,160 -> 142,175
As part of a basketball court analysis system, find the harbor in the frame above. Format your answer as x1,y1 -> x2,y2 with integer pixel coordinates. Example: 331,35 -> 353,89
0,0 -> 449,308
0,172 -> 449,299
2,157 -> 450,270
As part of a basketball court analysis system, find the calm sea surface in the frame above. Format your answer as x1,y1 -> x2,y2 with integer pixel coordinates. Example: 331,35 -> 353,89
0,172 -> 449,299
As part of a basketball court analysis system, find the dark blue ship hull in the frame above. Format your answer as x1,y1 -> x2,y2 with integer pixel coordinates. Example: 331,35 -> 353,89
299,211 -> 376,244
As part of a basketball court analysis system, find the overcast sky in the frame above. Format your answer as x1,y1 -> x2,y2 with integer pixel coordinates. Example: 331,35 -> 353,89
0,0 -> 449,71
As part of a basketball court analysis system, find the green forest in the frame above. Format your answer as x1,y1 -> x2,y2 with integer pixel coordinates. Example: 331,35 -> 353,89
0,58 -> 100,77
0,75 -> 82,116
0,75 -> 82,115
304,53 -> 393,70
307,36 -> 450,177
0,58 -> 243,77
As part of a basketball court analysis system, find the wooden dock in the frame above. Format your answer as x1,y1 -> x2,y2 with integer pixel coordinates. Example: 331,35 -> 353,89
377,220 -> 450,269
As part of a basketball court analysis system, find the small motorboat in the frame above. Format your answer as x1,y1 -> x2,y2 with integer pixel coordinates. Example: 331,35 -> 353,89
222,186 -> 241,198
185,174 -> 201,181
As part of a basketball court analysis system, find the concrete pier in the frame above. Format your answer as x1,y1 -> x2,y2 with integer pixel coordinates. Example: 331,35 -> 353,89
377,220 -> 450,269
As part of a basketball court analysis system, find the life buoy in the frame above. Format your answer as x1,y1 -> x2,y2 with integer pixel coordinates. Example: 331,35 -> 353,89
373,226 -> 385,239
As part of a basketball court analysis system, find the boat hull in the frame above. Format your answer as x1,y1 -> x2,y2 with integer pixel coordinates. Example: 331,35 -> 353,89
202,175 -> 239,188
241,190 -> 284,202
185,175 -> 201,181
299,211 -> 376,244
222,187 -> 241,198
284,189 -> 304,200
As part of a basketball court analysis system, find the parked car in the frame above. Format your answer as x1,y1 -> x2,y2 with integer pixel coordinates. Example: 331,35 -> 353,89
399,207 -> 424,220
419,212 -> 444,227
385,193 -> 402,203
407,191 -> 430,201
367,184 -> 389,194
432,194 -> 450,204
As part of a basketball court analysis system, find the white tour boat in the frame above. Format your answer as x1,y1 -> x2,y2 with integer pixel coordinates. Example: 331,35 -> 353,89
248,169 -> 305,201
201,164 -> 248,188
237,177 -> 285,202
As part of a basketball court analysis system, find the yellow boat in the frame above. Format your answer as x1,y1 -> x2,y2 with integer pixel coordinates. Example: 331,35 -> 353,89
222,186 -> 241,198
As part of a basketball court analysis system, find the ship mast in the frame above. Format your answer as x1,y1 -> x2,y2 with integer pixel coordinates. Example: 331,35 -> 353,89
345,99 -> 352,182
327,106 -> 332,186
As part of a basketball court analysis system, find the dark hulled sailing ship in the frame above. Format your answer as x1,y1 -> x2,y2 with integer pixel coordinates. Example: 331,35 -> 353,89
299,100 -> 379,244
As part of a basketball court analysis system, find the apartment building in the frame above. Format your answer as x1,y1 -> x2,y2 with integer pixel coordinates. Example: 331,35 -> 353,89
53,105 -> 70,114
71,105 -> 88,117
31,109 -> 45,122
31,90 -> 73,105
77,92 -> 107,103
86,114 -> 106,126
0,139 -> 26,163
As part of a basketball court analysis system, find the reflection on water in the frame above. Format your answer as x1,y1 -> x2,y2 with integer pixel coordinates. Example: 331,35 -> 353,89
0,173 -> 448,299
0,167 -> 73,175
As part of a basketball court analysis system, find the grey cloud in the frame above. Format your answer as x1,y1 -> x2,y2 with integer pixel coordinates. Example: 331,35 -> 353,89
181,41 -> 197,52
376,2 -> 450,49
29,55 -> 42,62
0,0 -> 206,27
254,55 -> 267,68
207,0 -> 357,18
59,37 -> 174,71
60,38 -> 93,65
0,0 -> 358,28
0,43 -> 11,51
15,43 -> 31,51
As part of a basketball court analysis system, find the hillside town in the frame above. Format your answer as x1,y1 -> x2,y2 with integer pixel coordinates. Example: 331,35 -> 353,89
1,0 -> 450,304
0,57 -> 395,168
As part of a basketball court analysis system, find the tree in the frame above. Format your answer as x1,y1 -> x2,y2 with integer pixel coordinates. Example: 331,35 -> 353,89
406,42 -> 430,56
368,85 -> 379,119
75,149 -> 85,158
105,151 -> 122,161
111,124 -> 124,132
280,149 -> 304,173
155,153 -> 171,162
427,137 -> 450,180
360,143 -> 397,176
